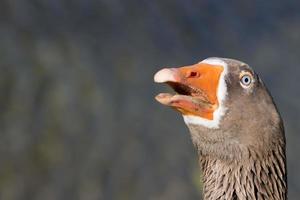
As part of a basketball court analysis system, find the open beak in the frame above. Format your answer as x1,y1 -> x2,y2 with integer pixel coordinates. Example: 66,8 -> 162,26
154,62 -> 224,120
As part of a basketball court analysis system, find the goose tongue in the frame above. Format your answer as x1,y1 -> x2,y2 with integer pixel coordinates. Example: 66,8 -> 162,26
155,93 -> 214,113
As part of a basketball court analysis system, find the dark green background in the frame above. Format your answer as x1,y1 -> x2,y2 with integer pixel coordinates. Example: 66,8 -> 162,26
0,1 -> 299,199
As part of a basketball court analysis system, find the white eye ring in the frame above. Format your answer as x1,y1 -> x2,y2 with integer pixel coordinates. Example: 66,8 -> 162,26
240,74 -> 252,87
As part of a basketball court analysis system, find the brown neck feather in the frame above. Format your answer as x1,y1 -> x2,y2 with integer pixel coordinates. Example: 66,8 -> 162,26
199,142 -> 287,200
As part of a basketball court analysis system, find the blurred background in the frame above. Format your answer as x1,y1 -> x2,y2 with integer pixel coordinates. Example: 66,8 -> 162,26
0,0 -> 299,199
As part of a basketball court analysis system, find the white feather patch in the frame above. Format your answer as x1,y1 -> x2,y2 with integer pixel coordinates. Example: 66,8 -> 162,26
183,58 -> 228,129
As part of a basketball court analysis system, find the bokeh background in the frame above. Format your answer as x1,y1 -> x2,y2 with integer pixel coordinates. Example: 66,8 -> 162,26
0,1 -> 299,199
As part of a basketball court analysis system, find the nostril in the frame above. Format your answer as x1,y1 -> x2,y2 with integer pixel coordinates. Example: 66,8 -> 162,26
187,71 -> 199,78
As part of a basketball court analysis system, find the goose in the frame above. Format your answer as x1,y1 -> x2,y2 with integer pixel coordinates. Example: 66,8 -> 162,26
154,58 -> 287,200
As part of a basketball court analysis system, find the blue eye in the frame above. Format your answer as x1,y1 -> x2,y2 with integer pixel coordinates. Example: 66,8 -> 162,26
240,75 -> 252,86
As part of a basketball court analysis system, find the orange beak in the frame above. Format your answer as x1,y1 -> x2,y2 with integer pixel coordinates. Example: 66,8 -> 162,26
154,62 -> 224,120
